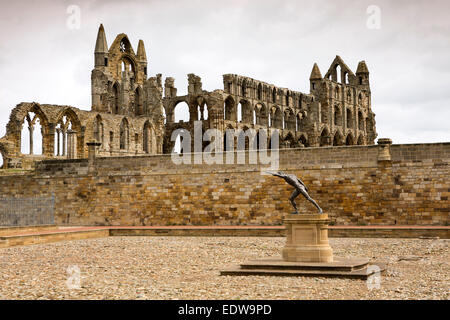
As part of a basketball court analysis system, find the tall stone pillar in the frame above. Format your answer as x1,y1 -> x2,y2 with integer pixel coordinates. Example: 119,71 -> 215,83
87,141 -> 102,166
44,123 -> 56,157
67,130 -> 77,159
29,125 -> 34,155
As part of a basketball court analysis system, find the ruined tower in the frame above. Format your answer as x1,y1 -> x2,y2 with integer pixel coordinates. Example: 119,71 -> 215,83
91,24 -> 148,116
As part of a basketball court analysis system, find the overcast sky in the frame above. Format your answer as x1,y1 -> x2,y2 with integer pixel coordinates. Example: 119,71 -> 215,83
0,0 -> 449,150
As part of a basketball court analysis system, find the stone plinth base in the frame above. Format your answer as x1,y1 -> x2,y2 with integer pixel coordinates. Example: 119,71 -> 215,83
220,212 -> 387,279
282,214 -> 333,263
220,214 -> 385,279
220,257 -> 385,279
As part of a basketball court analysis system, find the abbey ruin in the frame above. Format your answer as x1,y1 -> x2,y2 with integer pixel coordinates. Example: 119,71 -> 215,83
0,25 -> 447,227
0,24 -> 377,169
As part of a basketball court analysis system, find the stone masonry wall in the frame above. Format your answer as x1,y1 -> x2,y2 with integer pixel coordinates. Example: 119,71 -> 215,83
0,143 -> 448,226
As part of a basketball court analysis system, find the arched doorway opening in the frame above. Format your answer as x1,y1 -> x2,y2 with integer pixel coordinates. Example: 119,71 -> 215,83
298,135 -> 308,148
224,96 -> 236,121
21,111 -> 44,155
174,101 -> 190,123
333,131 -> 343,146
319,128 -> 330,146
120,118 -> 130,150
345,134 -> 354,146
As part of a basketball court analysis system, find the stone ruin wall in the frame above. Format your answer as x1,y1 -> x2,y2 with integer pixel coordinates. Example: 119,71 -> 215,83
0,102 -> 164,170
0,143 -> 448,226
162,55 -> 377,154
0,23 -> 378,171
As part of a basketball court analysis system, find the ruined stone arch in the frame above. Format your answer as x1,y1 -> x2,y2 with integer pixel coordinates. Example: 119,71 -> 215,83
345,132 -> 354,146
283,132 -> 295,148
319,126 -> 331,146
54,108 -> 82,158
20,104 -> 49,155
116,35 -> 133,54
335,65 -> 342,83
238,99 -> 252,123
224,96 -> 236,121
285,108 -> 296,131
196,97 -> 209,121
272,107 -> 283,129
111,33 -> 138,76
332,129 -> 344,146
357,135 -> 364,145
119,55 -> 136,76
255,103 -> 268,126
272,87 -> 277,103
324,56 -> 355,84
298,134 -> 308,148
55,108 -> 81,131
173,100 -> 190,123
119,117 -> 130,150
16,103 -> 49,128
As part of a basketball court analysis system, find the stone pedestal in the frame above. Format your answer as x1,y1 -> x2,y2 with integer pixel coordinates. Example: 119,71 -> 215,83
220,212 -> 386,279
282,214 -> 333,263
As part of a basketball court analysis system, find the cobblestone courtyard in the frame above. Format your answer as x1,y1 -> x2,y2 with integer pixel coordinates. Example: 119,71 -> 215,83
0,237 -> 448,300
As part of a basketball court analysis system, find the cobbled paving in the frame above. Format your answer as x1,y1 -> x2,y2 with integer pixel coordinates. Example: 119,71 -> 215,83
0,237 -> 448,299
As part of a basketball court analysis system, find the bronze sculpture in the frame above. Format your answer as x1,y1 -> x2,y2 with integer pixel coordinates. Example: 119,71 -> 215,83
267,171 -> 323,214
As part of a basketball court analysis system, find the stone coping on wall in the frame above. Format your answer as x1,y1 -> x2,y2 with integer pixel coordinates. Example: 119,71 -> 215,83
32,142 -> 449,173
0,225 -> 448,249
0,224 -> 56,236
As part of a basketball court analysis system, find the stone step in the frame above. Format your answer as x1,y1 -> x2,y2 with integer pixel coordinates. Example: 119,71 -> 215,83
221,267 -> 378,279
240,257 -> 370,272
0,225 -> 57,236
0,229 -> 109,248
221,261 -> 385,280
